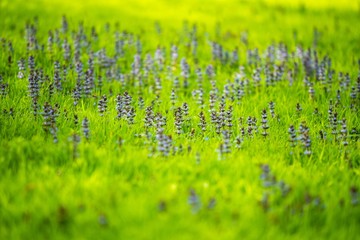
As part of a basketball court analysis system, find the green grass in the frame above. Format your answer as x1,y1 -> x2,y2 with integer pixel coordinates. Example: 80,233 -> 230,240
0,0 -> 360,239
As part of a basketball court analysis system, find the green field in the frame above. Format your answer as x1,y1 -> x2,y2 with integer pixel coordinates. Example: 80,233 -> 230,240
1,0 -> 360,239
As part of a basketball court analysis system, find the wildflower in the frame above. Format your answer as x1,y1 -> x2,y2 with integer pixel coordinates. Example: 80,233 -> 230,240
123,92 -> 133,122
113,94 -> 123,119
252,117 -> 258,134
170,76 -> 179,91
143,53 -> 153,78
308,83 -> 315,99
83,70 -> 93,97
174,107 -> 183,135
218,96 -> 226,129
261,109 -> 269,138
115,36 -> 124,59
126,107 -> 136,124
340,118 -> 348,146
198,111 -> 206,132
42,102 -> 58,143
98,95 -> 108,116
206,64 -> 215,80
269,101 -> 275,118
155,76 -> 162,96
209,92 -> 216,111
252,68 -> 261,89
299,122 -> 311,155
0,82 -> 8,97
342,73 -> 351,90
223,83 -> 232,101
222,130 -> 231,154
196,89 -> 204,108
73,114 -> 79,127
171,44 -> 178,66
47,30 -> 53,56
241,127 -> 246,138
163,135 -> 173,157
226,106 -> 233,135
331,112 -> 338,141
350,128 -> 359,141
144,106 -> 154,129
75,61 -> 83,87
247,116 -> 253,137
235,80 -> 245,103
131,54 -> 141,79
180,58 -> 190,89
62,38 -> 71,62
17,58 -> 25,79
182,102 -> 189,117
49,108 -> 59,143
155,113 -> 167,156
62,64 -> 68,84
350,86 -> 357,109
72,84 -> 81,106
188,189 -> 201,213
28,71 -> 40,115
260,164 -> 276,187
195,67 -> 203,89
214,112 -> 222,135
28,71 -> 39,98
231,47 -> 239,67
28,55 -> 35,73
82,117 -> 90,141
54,61 -> 62,91
288,125 -> 296,152
274,64 -> 284,82
74,35 -> 81,63
170,89 -> 176,108
42,102 -> 52,133
154,46 -> 164,71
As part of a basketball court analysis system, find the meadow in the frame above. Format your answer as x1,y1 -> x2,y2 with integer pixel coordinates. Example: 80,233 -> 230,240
0,0 -> 360,239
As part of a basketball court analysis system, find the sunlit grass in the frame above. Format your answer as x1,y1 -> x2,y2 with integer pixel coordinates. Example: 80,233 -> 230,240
0,0 -> 360,239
